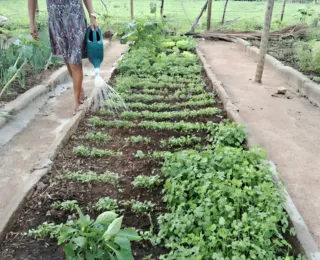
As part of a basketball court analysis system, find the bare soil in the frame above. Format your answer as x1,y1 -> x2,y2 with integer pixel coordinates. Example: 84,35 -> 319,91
249,39 -> 320,83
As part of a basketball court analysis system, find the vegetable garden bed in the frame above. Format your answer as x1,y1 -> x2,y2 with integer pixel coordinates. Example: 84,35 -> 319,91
0,34 -> 303,260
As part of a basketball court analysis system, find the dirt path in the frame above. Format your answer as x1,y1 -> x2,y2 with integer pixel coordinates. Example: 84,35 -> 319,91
0,41 -> 127,238
198,40 -> 320,246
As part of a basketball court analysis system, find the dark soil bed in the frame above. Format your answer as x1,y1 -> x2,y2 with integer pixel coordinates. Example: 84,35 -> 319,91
0,64 -> 62,107
250,39 -> 320,83
0,75 -> 227,259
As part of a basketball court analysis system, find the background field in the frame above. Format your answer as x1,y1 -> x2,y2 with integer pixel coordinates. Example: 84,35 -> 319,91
1,0 -> 320,33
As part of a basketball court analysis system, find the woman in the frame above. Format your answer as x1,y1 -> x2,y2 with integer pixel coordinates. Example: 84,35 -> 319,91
28,0 -> 99,114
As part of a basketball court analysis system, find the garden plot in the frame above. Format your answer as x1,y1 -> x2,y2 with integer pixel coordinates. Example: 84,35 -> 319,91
0,35 -> 302,260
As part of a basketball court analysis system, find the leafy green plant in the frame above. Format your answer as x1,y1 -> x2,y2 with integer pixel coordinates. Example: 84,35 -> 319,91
125,136 -> 151,144
51,200 -> 79,212
209,121 -> 248,148
27,207 -> 140,259
132,175 -> 163,189
79,132 -> 110,143
135,150 -> 147,159
121,107 -> 219,120
131,201 -> 154,214
57,171 -> 119,184
89,117 -> 134,128
73,145 -> 122,157
160,135 -> 201,148
95,197 -> 119,212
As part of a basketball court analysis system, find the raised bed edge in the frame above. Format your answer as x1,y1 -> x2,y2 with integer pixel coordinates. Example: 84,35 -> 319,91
235,38 -> 320,108
196,47 -> 320,260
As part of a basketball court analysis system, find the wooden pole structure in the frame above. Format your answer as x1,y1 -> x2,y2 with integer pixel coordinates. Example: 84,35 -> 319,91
186,0 -> 208,34
130,0 -> 134,20
280,0 -> 286,21
254,0 -> 275,83
160,0 -> 164,18
36,0 -> 39,14
221,0 -> 229,25
207,0 -> 212,31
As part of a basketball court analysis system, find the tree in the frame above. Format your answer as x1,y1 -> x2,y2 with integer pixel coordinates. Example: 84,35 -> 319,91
221,0 -> 229,25
255,0 -> 275,83
207,0 -> 213,30
280,0 -> 286,21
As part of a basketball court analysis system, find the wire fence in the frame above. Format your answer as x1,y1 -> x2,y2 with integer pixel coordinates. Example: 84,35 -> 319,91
92,0 -> 320,32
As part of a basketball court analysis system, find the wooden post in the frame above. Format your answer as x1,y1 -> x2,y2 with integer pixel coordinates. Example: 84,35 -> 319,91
207,0 -> 212,30
186,0 -> 208,34
280,0 -> 286,21
36,0 -> 39,14
160,0 -> 164,18
255,0 -> 275,83
221,0 -> 229,25
130,0 -> 134,20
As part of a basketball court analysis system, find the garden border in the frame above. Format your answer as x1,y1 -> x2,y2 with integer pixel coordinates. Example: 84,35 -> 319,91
235,38 -> 320,107
0,40 -> 119,244
197,47 -> 320,260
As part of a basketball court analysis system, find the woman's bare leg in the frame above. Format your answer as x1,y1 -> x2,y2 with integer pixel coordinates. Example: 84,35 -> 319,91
67,63 -> 85,103
68,63 -> 83,114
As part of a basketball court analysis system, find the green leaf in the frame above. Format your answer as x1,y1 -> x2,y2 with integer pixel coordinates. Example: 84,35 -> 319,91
219,217 -> 225,226
95,211 -> 118,224
102,216 -> 123,241
114,249 -> 134,260
63,242 -> 75,257
115,236 -> 131,251
72,236 -> 86,247
117,228 -> 141,241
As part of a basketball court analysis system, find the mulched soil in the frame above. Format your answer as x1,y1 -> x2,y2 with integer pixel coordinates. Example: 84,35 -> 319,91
0,73 -> 227,259
249,39 -> 320,83
0,64 -> 62,107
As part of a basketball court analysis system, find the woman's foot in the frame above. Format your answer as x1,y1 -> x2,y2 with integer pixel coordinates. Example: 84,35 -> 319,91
73,101 -> 81,115
80,88 -> 87,104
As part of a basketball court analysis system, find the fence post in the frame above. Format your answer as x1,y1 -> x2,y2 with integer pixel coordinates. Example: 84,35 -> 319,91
280,0 -> 286,21
130,0 -> 134,20
221,0 -> 229,25
255,0 -> 275,83
186,0 -> 208,34
207,0 -> 212,31
160,0 -> 164,18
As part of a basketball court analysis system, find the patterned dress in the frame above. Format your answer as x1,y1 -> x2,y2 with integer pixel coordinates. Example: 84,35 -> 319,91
46,0 -> 87,64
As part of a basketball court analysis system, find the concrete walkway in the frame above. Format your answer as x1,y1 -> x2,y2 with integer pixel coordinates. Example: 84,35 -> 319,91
0,41 -> 127,237
198,40 -> 320,246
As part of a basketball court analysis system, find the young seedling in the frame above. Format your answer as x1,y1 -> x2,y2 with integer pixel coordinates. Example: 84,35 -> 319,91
73,145 -> 122,157
94,197 -> 119,212
125,136 -> 151,144
79,132 -> 110,143
132,175 -> 163,189
51,200 -> 79,212
57,171 -> 119,185
135,150 -> 147,159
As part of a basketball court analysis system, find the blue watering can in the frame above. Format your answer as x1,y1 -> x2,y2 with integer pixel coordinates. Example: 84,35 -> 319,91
86,27 -> 104,76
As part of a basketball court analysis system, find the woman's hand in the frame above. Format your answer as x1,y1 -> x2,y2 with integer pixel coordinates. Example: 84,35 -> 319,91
29,23 -> 39,40
90,16 -> 99,31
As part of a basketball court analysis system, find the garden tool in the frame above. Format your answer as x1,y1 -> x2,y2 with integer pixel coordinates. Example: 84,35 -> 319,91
86,27 -> 127,113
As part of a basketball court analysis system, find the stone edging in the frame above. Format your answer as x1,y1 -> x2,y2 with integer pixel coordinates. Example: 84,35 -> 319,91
197,47 -> 320,260
236,38 -> 320,107
0,41 -> 119,244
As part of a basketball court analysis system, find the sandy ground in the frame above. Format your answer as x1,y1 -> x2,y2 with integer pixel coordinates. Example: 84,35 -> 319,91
0,41 -> 127,237
198,40 -> 320,247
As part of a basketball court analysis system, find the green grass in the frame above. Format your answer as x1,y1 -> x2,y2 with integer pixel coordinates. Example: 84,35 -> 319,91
1,0 -> 319,34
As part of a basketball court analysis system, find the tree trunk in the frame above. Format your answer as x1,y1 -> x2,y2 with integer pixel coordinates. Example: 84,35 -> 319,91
186,0 -> 208,34
160,0 -> 164,18
255,0 -> 275,83
207,0 -> 213,30
130,0 -> 134,20
221,0 -> 229,25
280,0 -> 286,21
